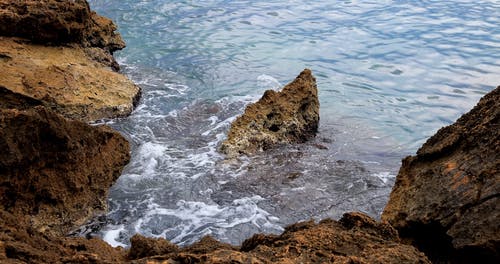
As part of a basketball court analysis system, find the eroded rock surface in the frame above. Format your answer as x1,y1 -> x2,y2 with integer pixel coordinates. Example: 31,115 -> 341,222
0,106 -> 130,236
382,86 -> 500,263
0,0 -> 140,122
0,37 -> 141,121
0,107 -> 131,263
220,69 -> 319,157
129,213 -> 430,264
0,0 -> 124,51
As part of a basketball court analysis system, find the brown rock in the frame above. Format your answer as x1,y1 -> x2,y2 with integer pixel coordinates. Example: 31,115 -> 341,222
0,0 -> 125,51
128,235 -> 179,260
0,209 -> 127,264
0,106 -> 130,263
0,37 -> 141,121
0,0 -> 140,121
0,106 -> 130,236
220,69 -> 319,157
382,86 -> 500,262
135,213 -> 429,264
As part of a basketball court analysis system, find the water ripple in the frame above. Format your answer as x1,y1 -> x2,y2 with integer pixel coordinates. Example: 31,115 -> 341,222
87,0 -> 500,246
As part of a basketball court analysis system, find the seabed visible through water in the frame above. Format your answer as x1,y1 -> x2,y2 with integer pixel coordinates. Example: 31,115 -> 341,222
86,0 -> 500,247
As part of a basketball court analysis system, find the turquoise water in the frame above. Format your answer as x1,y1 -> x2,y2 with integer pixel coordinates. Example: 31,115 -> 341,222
86,0 -> 499,246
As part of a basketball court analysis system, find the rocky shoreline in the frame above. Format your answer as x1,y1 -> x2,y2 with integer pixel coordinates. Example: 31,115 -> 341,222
0,1 -> 498,263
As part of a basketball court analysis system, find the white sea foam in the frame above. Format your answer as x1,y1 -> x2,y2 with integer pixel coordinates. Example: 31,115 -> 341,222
372,172 -> 396,184
257,74 -> 282,90
124,195 -> 282,245
130,142 -> 168,179
102,225 -> 127,248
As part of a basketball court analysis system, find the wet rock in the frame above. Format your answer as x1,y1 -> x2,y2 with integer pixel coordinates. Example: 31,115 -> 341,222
138,212 -> 429,264
382,86 -> 500,263
0,106 -> 130,236
220,69 -> 319,157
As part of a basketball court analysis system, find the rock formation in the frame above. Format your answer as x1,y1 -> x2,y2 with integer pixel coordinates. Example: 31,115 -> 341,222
0,0 -> 140,122
127,212 -> 430,263
220,69 -> 319,157
0,0 -> 124,49
0,106 -> 131,263
382,86 -> 500,263
0,106 -> 130,236
0,1 -> 136,263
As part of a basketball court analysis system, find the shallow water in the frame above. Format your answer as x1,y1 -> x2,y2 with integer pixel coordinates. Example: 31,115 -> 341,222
86,0 -> 499,247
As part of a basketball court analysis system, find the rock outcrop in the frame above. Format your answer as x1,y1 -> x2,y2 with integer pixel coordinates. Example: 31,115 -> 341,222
382,86 -> 500,263
0,106 -> 131,236
220,69 -> 319,157
0,1 -> 136,263
0,0 -> 140,122
0,0 -> 124,49
0,106 -> 131,263
127,212 -> 429,264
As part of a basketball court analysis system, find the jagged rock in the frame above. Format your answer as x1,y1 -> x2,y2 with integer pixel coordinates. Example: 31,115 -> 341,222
0,37 -> 141,121
0,209 -> 127,264
135,213 -> 430,264
128,235 -> 179,260
0,0 -> 125,51
220,69 -> 319,157
0,106 -> 130,236
0,0 -> 141,121
382,86 -> 500,263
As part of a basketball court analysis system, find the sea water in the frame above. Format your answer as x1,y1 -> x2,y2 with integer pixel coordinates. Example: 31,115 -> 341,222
86,0 -> 499,247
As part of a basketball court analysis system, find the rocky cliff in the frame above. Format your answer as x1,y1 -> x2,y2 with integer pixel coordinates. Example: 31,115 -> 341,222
0,0 -> 140,122
382,86 -> 499,263
0,1 -> 135,263
0,107 -> 130,263
220,69 -> 319,157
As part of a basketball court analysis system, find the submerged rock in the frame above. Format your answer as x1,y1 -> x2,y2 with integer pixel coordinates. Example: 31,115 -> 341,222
0,0 -> 141,122
382,86 -> 500,263
220,69 -> 319,157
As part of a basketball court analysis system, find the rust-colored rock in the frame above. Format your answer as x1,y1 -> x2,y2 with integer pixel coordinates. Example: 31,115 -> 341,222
382,86 -> 500,263
220,69 -> 319,157
0,106 -> 130,236
130,213 -> 429,264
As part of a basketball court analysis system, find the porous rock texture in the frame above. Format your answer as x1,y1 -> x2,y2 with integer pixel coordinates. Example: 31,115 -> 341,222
0,0 -> 140,122
220,69 -> 319,157
0,0 -> 125,50
0,106 -> 130,236
128,212 -> 430,263
382,86 -> 500,263
0,106 -> 131,263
